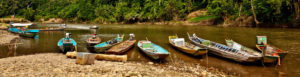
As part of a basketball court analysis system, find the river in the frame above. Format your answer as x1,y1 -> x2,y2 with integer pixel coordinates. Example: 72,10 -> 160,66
1,24 -> 299,77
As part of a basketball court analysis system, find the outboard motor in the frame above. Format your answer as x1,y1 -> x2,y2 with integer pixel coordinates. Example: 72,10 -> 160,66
66,33 -> 72,39
92,34 -> 97,38
129,33 -> 135,41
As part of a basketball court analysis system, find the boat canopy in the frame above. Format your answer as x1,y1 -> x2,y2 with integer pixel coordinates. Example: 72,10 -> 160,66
173,38 -> 185,46
256,36 -> 267,45
11,23 -> 34,27
232,42 -> 242,50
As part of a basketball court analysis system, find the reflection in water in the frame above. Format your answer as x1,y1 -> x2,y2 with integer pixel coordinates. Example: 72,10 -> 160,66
0,24 -> 299,76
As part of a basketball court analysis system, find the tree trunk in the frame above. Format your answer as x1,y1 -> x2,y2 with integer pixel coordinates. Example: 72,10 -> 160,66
239,4 -> 242,17
251,0 -> 260,26
294,1 -> 300,20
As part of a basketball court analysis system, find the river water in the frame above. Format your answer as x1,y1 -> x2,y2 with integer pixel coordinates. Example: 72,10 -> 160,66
0,24 -> 299,77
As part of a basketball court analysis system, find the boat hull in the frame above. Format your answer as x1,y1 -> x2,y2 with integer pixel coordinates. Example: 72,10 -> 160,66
86,37 -> 101,52
169,41 -> 207,56
137,41 -> 169,60
189,34 -> 261,62
57,38 -> 77,53
256,45 -> 286,63
106,40 -> 136,55
94,34 -> 124,53
19,32 -> 38,38
59,43 -> 75,53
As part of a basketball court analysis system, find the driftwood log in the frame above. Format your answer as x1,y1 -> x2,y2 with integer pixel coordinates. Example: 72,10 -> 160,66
66,52 -> 127,62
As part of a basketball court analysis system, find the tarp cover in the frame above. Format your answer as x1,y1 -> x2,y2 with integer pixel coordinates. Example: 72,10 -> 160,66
173,38 -> 185,46
232,42 -> 242,50
257,36 -> 267,45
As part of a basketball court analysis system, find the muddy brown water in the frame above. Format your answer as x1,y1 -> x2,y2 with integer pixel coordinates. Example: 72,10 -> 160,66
1,24 -> 299,77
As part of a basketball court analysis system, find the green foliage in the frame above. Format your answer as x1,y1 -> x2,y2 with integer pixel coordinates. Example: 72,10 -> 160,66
23,8 -> 35,21
0,0 -> 297,24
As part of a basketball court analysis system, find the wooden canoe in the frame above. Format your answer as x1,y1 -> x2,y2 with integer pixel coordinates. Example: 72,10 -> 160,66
94,34 -> 124,53
256,45 -> 287,63
256,36 -> 287,63
188,33 -> 262,62
86,37 -> 101,52
169,35 -> 208,56
137,40 -> 169,60
105,40 -> 136,55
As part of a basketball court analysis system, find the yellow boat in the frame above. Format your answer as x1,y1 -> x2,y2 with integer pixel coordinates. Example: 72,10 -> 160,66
169,35 -> 208,56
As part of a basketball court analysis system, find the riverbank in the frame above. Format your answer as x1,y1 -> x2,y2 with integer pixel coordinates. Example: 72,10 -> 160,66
0,30 -> 19,45
0,53 -> 234,77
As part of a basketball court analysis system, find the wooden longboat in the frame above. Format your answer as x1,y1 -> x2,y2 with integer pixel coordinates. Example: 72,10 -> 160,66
137,40 -> 169,60
225,39 -> 262,57
105,39 -> 136,55
256,36 -> 287,63
39,27 -> 65,31
86,36 -> 101,52
169,35 -> 208,56
94,34 -> 124,53
188,33 -> 262,62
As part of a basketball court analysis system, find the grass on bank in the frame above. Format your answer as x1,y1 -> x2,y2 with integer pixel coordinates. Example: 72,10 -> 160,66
188,16 -> 220,22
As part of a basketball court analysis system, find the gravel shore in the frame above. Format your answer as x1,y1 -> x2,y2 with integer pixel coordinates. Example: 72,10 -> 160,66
0,53 -> 232,77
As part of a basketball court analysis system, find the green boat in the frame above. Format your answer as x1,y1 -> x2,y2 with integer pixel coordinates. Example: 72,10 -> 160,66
256,36 -> 287,64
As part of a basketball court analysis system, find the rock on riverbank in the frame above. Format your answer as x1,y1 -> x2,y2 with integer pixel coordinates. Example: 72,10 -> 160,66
0,53 -> 231,77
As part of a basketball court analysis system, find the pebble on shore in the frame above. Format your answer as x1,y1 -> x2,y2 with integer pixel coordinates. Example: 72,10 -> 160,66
0,53 -> 231,77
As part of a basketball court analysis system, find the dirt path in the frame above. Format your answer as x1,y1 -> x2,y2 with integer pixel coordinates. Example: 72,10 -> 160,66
0,53 -> 233,77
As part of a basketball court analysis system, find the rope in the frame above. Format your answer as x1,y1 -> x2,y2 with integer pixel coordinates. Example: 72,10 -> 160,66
205,52 -> 208,70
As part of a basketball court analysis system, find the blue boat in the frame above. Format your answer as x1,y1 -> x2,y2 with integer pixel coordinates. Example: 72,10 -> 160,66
57,33 -> 77,53
94,34 -> 124,53
18,29 -> 39,38
137,40 -> 169,60
8,23 -> 39,38
8,27 -> 22,33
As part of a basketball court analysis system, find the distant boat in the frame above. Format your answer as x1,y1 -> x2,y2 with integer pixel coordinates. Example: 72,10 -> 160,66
86,34 -> 101,52
137,40 -> 169,60
18,29 -> 39,38
256,36 -> 287,63
106,34 -> 136,55
90,25 -> 99,29
57,33 -> 77,53
94,34 -> 124,53
39,27 -> 65,31
8,23 -> 39,38
169,35 -> 208,56
10,23 -> 34,27
188,33 -> 262,62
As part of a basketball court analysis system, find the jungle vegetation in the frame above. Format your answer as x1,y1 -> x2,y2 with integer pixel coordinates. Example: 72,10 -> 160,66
0,0 -> 299,25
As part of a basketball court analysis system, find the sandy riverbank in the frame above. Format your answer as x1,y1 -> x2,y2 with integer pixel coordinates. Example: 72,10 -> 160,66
0,53 -> 233,77
0,30 -> 19,45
